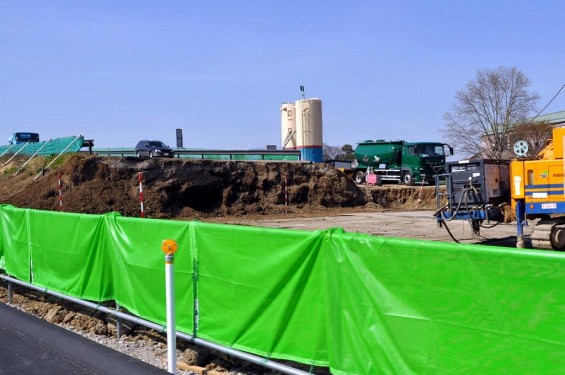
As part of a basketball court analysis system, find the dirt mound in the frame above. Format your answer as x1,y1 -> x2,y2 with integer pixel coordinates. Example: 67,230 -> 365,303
0,154 -> 438,219
365,184 -> 438,210
1,154 -> 373,218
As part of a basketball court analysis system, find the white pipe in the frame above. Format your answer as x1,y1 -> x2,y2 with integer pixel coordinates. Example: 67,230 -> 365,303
34,135 -> 83,181
0,143 -> 15,158
3,142 -> 30,165
16,139 -> 52,175
165,253 -> 177,374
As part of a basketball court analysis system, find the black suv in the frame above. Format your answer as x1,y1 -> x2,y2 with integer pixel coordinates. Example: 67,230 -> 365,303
135,140 -> 174,158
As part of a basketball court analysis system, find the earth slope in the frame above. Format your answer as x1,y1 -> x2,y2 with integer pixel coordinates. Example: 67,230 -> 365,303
0,154 -> 437,218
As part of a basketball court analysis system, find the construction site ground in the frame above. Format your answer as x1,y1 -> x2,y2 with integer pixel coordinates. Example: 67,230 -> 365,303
221,210 -> 530,248
0,153 -> 533,373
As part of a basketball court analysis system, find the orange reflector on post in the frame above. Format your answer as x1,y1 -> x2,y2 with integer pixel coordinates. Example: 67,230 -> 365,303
161,239 -> 178,255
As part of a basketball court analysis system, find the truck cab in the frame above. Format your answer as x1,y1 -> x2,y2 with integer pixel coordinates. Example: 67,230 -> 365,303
401,142 -> 452,185
8,132 -> 40,145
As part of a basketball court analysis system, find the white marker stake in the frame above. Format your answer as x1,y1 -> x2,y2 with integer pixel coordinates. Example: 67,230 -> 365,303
162,239 -> 179,374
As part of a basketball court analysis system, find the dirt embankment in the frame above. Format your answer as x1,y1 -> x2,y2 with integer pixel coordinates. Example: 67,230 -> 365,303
0,154 -> 437,218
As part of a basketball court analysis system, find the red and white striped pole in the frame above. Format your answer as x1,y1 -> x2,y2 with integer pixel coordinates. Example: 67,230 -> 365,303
138,172 -> 145,218
57,171 -> 63,211
284,173 -> 288,213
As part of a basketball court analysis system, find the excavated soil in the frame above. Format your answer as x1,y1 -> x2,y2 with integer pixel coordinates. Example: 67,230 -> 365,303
0,153 -> 438,373
0,154 -> 438,218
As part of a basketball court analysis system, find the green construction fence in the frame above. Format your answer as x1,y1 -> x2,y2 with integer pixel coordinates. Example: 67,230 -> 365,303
0,204 -> 563,374
0,136 -> 84,157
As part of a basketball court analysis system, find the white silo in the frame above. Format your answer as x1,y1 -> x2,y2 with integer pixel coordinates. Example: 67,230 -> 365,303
295,98 -> 323,162
280,102 -> 296,149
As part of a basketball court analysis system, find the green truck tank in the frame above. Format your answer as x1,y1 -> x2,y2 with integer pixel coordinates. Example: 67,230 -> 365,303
352,139 -> 452,185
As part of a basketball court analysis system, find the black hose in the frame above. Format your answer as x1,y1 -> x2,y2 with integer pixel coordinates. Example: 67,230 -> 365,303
441,220 -> 461,243
440,186 -> 471,221
480,221 -> 501,229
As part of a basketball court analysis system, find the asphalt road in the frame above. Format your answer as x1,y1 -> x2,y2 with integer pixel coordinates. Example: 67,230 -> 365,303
0,302 -> 168,375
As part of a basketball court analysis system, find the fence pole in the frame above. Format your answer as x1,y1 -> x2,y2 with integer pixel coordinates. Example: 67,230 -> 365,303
58,171 -> 63,211
138,172 -> 145,218
162,239 -> 179,374
284,173 -> 288,213
116,303 -> 123,339
7,281 -> 13,304
416,177 -> 426,204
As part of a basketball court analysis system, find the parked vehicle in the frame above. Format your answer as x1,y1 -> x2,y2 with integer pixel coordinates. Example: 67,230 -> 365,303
8,132 -> 40,145
135,140 -> 174,158
351,140 -> 452,185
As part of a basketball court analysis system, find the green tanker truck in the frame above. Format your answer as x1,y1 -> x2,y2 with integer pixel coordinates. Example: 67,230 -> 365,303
351,139 -> 452,185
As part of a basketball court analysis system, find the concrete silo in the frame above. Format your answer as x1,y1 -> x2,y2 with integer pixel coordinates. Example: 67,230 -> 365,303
280,98 -> 323,162
280,102 -> 296,150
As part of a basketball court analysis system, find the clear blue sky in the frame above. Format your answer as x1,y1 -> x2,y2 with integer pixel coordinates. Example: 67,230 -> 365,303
2,1 -> 564,150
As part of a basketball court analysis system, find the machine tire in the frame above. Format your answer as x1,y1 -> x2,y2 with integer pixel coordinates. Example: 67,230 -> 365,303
354,171 -> 365,185
551,225 -> 565,251
402,171 -> 414,186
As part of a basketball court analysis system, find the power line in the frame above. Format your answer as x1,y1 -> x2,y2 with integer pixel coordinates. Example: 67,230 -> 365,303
527,83 -> 565,124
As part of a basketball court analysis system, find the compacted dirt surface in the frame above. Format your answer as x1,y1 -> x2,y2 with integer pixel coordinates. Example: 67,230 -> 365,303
1,154 -> 511,374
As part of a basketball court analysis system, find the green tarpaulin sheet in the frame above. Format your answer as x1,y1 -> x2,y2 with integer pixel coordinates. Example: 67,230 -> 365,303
0,204 -> 563,374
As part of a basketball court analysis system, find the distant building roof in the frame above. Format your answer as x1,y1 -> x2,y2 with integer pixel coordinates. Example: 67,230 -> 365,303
532,110 -> 565,125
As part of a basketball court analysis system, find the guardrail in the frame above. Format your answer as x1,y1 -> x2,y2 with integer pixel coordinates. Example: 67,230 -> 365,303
0,274 -> 309,375
86,148 -> 302,161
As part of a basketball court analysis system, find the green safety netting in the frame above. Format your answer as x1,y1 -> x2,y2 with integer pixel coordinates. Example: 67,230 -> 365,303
0,204 -> 563,374
0,136 -> 84,157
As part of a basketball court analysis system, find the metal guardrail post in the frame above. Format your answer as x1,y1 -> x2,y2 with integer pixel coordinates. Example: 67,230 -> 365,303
8,281 -> 13,304
0,274 -> 311,375
116,303 -> 123,339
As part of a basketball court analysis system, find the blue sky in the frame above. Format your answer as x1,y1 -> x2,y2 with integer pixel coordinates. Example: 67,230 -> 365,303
1,1 -> 564,150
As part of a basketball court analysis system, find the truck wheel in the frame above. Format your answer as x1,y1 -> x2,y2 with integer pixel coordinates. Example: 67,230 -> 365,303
354,171 -> 365,185
402,172 -> 414,186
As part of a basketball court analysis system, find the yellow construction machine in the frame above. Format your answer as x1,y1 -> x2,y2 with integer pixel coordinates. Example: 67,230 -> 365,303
435,127 -> 565,251
511,127 -> 565,250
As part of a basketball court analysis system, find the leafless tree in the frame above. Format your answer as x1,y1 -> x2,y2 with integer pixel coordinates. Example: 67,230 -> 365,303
509,120 -> 553,157
323,144 -> 343,160
443,66 -> 539,158
340,144 -> 355,161
323,144 -> 357,161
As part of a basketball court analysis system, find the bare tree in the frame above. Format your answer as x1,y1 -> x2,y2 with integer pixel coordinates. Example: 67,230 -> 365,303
340,144 -> 355,161
443,66 -> 539,158
509,120 -> 553,157
323,144 -> 343,160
